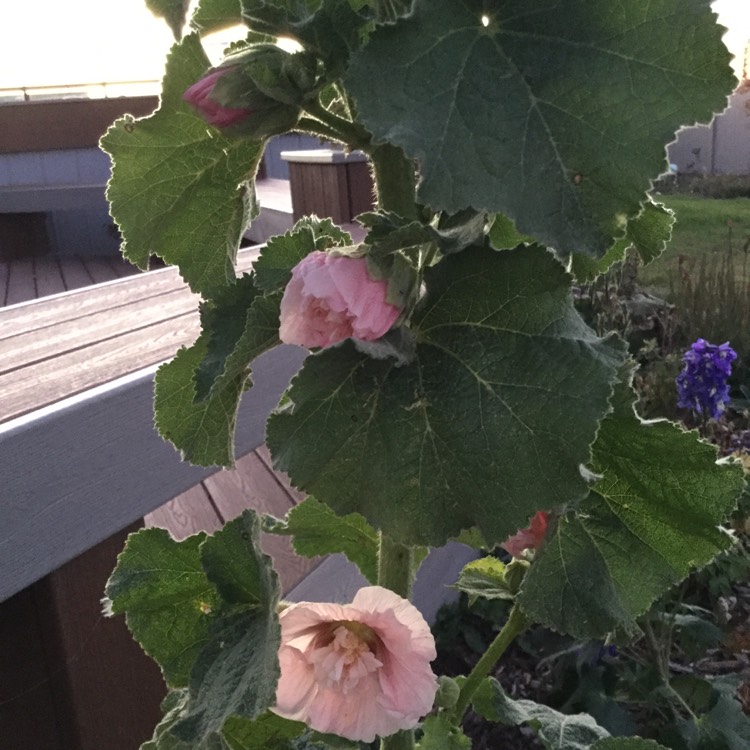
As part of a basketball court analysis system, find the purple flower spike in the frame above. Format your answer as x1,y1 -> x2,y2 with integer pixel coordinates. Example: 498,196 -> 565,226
676,338 -> 737,420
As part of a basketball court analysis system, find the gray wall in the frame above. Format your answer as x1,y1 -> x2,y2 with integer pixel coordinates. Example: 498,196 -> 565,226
668,89 -> 750,175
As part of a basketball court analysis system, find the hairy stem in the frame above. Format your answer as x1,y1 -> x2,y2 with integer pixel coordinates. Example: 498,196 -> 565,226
453,603 -> 530,719
377,533 -> 414,599
369,143 -> 419,220
303,98 -> 371,149
642,618 -> 697,720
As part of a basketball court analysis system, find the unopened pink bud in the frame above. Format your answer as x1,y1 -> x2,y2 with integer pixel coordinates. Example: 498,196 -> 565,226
183,68 -> 251,129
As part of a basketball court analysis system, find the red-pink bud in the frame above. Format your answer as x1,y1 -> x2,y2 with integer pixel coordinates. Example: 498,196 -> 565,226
183,68 -> 251,129
501,511 -> 549,558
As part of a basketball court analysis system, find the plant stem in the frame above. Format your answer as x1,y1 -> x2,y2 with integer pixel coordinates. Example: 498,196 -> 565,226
303,98 -> 371,149
453,603 -> 530,720
376,535 -> 416,749
295,116 -> 347,144
642,618 -> 697,720
377,533 -> 414,599
369,143 -> 419,220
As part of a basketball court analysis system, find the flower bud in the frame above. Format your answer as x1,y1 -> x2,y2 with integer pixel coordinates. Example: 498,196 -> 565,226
183,44 -> 319,138
434,675 -> 461,709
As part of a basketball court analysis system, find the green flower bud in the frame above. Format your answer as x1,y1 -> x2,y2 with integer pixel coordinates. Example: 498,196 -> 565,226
434,675 -> 461,710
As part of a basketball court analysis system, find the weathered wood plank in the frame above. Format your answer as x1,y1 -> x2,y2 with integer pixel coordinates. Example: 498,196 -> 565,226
5,257 -> 37,306
5,286 -> 199,373
205,451 -> 320,594
0,246 -> 260,338
81,256 -> 124,285
58,256 -> 94,291
145,485 -> 223,541
255,444 -> 305,504
0,345 -> 307,601
0,265 -> 183,337
0,312 -> 199,422
34,256 -> 67,299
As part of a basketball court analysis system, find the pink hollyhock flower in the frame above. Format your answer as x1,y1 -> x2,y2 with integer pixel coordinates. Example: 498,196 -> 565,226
278,251 -> 401,348
183,68 -> 250,129
501,511 -> 549,558
272,586 -> 438,742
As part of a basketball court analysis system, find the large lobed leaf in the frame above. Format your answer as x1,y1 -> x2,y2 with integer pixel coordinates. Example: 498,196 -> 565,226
105,530 -> 217,688
107,512 -> 282,747
101,33 -> 264,296
519,376 -> 745,639
154,217 -> 350,466
473,678 -> 669,750
346,0 -> 734,256
267,244 -> 627,547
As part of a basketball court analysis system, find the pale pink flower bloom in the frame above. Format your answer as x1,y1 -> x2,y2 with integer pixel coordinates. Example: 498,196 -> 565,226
272,586 -> 438,742
501,511 -> 549,558
278,251 -> 401,348
183,68 -> 250,129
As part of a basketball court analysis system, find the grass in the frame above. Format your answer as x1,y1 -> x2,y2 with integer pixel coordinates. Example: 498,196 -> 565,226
638,194 -> 750,293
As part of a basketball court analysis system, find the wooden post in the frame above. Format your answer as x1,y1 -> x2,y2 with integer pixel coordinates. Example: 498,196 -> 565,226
281,149 -> 375,224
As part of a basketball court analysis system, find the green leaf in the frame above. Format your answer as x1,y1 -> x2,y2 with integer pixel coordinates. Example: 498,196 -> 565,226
267,497 -> 379,583
346,0 -> 734,256
191,0 -> 243,34
155,285 -> 281,467
174,511 -> 281,742
519,375 -> 745,638
454,557 -> 514,602
221,712 -> 306,750
473,677 -> 610,749
194,276 -> 281,401
254,217 -> 352,293
105,529 -> 218,688
416,714 -> 472,749
141,691 -> 228,749
102,34 -> 264,296
591,740 -> 669,750
570,202 -> 675,282
147,0 -> 191,39
489,214 -> 533,251
267,244 -> 626,547
156,341 -> 244,467
240,0 -> 367,72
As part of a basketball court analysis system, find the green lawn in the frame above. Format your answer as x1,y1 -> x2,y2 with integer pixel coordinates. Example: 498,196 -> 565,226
638,195 -> 750,293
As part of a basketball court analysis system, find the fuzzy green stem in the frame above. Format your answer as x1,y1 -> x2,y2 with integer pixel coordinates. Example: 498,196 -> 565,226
377,533 -> 414,599
369,143 -> 419,220
303,98 -> 371,149
453,603 -> 530,719
295,116 -> 347,144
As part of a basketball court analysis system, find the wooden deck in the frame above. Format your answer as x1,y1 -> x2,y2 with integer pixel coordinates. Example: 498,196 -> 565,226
1,253 -> 139,307
0,242 -> 318,594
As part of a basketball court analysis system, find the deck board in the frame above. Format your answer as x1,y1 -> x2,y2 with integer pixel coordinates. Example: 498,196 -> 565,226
147,450 -> 320,594
34,257 -> 67,298
145,485 -> 223,541
5,258 -> 37,306
6,286 -> 199,373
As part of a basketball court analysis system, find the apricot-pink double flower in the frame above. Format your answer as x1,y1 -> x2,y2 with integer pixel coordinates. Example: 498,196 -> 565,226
272,586 -> 438,742
279,251 -> 401,349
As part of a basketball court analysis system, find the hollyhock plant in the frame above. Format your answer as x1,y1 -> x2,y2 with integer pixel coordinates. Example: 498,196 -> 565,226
272,585 -> 438,742
501,510 -> 549,558
183,68 -> 251,128
279,251 -> 402,348
676,338 -> 737,420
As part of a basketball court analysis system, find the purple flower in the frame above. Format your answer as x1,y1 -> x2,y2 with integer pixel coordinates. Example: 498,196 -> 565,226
675,338 -> 737,420
183,68 -> 251,129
